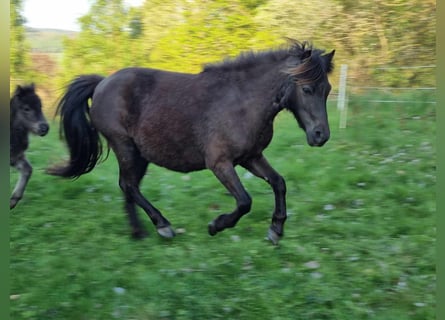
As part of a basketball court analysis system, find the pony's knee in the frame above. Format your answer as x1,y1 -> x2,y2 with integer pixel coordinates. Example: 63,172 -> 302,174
24,165 -> 33,178
238,193 -> 252,214
268,173 -> 286,194
275,175 -> 286,194
118,178 -> 132,193
17,160 -> 33,177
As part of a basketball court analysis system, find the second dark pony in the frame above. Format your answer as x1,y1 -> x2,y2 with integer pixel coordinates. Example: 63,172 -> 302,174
10,84 -> 49,209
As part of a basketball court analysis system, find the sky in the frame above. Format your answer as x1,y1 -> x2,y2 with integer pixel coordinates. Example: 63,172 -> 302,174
23,0 -> 145,32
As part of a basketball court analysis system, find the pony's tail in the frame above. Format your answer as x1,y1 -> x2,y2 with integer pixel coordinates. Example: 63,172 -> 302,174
47,74 -> 106,179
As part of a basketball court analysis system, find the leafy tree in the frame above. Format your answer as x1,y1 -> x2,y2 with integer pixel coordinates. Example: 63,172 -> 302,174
255,0 -> 435,87
58,0 -> 435,88
59,0 -> 146,84
147,0 -> 272,73
367,0 -> 436,87
254,0 -> 341,48
331,0 -> 435,86
10,0 -> 31,88
138,0 -> 188,57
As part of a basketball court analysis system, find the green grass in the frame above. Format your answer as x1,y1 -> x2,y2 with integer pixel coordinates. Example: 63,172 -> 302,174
10,95 -> 435,319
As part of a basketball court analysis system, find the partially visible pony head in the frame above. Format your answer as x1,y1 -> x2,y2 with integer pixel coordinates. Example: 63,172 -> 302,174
10,83 -> 49,136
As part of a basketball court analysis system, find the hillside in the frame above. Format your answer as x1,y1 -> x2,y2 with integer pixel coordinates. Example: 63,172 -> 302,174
25,27 -> 77,53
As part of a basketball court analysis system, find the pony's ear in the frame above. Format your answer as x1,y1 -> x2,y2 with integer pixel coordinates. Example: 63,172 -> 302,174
325,50 -> 335,61
323,50 -> 335,73
301,49 -> 312,61
30,82 -> 36,90
15,85 -> 24,96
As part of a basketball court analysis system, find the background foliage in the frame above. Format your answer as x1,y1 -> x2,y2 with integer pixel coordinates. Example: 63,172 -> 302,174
10,0 -> 436,111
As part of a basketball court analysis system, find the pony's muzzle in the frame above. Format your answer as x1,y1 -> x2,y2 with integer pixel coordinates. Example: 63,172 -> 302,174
307,126 -> 329,147
37,122 -> 49,136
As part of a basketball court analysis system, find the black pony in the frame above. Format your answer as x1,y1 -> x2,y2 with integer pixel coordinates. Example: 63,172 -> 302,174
48,40 -> 334,244
10,84 -> 49,209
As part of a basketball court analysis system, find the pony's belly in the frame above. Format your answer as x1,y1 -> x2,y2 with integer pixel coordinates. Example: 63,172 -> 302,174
139,143 -> 206,173
155,160 -> 206,173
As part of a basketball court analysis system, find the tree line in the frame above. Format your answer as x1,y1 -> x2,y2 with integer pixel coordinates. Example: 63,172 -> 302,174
10,0 -> 436,109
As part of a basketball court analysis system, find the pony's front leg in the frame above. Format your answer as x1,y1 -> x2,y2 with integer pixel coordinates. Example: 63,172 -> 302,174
207,160 -> 252,236
242,155 -> 287,245
10,157 -> 33,209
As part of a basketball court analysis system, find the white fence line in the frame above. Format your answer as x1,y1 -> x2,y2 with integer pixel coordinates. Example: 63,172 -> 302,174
374,65 -> 436,70
335,64 -> 436,128
364,100 -> 436,104
350,86 -> 436,91
337,64 -> 348,129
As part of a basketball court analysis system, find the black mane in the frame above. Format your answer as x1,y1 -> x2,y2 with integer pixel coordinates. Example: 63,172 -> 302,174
202,40 -> 333,84
202,48 -> 290,72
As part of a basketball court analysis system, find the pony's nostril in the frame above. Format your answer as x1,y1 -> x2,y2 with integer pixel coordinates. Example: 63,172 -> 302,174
39,123 -> 49,135
314,130 -> 323,140
311,128 -> 329,146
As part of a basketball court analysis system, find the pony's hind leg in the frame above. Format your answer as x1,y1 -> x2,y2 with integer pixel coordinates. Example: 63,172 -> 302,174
113,139 -> 175,239
124,197 -> 146,239
10,156 -> 32,209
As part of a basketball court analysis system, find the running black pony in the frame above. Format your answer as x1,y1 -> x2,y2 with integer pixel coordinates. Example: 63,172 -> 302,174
10,83 -> 49,209
48,40 -> 335,244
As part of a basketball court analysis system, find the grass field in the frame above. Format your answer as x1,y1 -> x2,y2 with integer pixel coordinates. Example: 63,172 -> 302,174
10,94 -> 436,319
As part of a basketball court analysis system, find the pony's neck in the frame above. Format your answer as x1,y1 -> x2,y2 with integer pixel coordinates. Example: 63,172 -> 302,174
271,77 -> 294,110
10,99 -> 28,134
10,99 -> 19,126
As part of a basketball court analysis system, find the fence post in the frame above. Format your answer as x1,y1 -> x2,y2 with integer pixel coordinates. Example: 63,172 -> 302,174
337,64 -> 348,128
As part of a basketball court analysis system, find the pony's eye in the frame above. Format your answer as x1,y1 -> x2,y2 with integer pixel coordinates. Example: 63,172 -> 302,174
302,86 -> 313,95
22,105 -> 31,112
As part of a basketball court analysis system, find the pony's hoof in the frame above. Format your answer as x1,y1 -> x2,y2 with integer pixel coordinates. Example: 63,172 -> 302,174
157,226 -> 176,239
208,222 -> 217,236
267,227 -> 282,245
10,198 -> 19,209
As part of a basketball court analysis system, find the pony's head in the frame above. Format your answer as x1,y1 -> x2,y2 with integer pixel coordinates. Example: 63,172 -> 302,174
11,84 -> 49,136
284,41 -> 335,146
